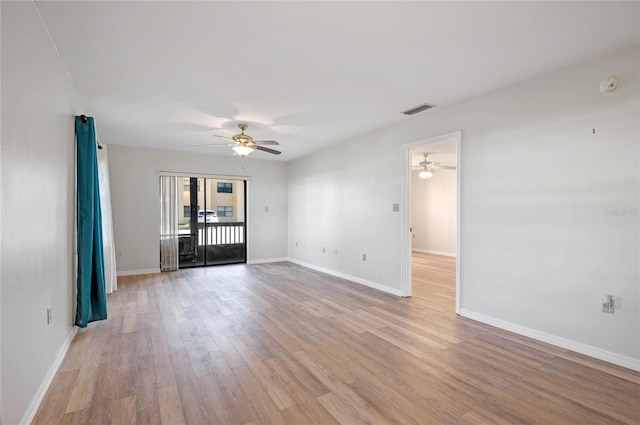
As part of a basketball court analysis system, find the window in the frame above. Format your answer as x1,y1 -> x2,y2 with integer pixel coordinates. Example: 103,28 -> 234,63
217,206 -> 233,217
183,206 -> 190,217
183,179 -> 200,191
217,182 -> 233,193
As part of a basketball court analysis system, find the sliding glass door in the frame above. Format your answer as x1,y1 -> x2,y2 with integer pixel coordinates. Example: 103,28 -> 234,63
177,177 -> 246,268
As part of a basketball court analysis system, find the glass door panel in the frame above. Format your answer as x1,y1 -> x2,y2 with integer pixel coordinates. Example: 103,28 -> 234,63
204,179 -> 246,265
192,177 -> 206,267
178,177 -> 202,268
176,176 -> 246,268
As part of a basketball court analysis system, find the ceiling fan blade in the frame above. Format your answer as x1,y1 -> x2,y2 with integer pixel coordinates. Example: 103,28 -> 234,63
437,165 -> 457,170
252,140 -> 279,146
195,142 -> 236,147
213,134 -> 236,142
255,146 -> 281,155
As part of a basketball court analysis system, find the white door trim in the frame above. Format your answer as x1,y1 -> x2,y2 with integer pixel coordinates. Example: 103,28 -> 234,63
400,131 -> 462,314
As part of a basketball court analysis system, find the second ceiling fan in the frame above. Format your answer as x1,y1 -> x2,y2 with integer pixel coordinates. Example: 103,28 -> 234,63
414,153 -> 456,179
199,123 -> 281,157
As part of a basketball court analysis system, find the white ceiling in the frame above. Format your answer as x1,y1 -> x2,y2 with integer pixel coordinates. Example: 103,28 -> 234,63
35,1 -> 639,161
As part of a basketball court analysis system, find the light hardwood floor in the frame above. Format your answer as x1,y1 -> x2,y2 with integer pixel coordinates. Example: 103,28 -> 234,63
33,253 -> 640,424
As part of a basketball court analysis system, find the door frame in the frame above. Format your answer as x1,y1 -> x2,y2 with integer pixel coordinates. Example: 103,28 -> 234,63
160,171 -> 250,267
400,131 -> 462,314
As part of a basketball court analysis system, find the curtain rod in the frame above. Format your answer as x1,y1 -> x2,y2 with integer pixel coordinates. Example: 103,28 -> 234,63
79,115 -> 102,149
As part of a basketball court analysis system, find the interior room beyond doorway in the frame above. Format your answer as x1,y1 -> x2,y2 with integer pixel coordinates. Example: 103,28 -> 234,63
408,135 -> 459,309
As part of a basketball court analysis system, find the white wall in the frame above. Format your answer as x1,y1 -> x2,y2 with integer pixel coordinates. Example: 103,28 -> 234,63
1,2 -> 84,423
288,47 -> 639,366
108,145 -> 288,273
411,169 -> 457,255
288,138 -> 402,291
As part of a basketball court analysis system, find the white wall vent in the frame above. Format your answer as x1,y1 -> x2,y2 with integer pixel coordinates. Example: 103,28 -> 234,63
402,103 -> 436,115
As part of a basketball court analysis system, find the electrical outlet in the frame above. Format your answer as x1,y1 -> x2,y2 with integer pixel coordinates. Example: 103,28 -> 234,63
392,203 -> 400,212
322,247 -> 325,254
265,206 -> 269,212
602,294 -> 614,314
46,306 -> 52,325
362,253 -> 367,261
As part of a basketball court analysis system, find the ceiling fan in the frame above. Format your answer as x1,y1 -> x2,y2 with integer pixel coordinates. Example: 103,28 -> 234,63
413,153 -> 456,179
198,123 -> 281,157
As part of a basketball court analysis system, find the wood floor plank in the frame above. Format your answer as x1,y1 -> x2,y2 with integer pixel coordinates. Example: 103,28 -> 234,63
151,326 -> 177,388
58,327 -> 96,372
363,325 -> 429,358
157,385 -> 187,425
243,328 -> 287,361
403,352 -> 493,404
294,352 -> 393,424
34,254 -> 640,425
122,301 -> 138,333
356,308 -> 448,350
280,404 -> 312,424
135,353 -> 159,421
169,347 -> 211,424
228,334 -> 296,410
542,356 -> 640,404
31,369 -> 79,425
264,356 -> 339,425
112,351 -> 136,401
211,331 -> 247,369
522,374 -> 639,423
218,372 -> 262,424
461,409 -> 503,425
317,391 -> 369,425
198,373 -> 243,425
375,368 -> 473,423
61,408 -> 90,425
508,374 -> 626,424
348,375 -> 441,425
232,365 -> 286,425
369,304 -> 464,344
270,349 -> 330,398
65,335 -> 107,413
110,396 -> 136,425
256,312 -> 309,354
85,361 -> 117,425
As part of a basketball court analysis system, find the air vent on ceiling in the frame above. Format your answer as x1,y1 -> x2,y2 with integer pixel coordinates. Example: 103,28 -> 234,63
402,103 -> 436,116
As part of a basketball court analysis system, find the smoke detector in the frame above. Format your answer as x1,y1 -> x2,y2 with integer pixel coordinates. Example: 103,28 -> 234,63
600,76 -> 620,93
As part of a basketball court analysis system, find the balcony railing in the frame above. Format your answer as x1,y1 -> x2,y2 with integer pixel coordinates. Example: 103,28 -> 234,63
190,222 -> 245,245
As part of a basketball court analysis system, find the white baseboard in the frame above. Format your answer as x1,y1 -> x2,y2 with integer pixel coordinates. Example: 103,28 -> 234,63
117,268 -> 160,276
23,326 -> 78,425
247,257 -> 288,265
412,248 -> 456,258
459,309 -> 640,372
286,258 -> 403,297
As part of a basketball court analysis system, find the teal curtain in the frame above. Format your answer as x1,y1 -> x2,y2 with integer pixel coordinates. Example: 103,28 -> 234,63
75,116 -> 108,327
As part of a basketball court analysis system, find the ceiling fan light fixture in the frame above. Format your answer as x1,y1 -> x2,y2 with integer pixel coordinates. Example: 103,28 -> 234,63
207,124 -> 281,156
232,145 -> 254,157
418,167 -> 434,179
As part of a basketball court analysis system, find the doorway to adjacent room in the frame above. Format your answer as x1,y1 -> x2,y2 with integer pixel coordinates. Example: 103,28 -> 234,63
401,132 -> 461,314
